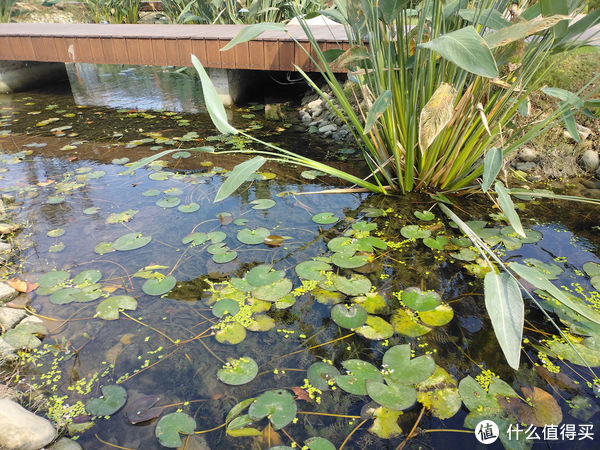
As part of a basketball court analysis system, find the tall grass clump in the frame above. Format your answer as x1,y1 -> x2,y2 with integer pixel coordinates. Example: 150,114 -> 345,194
0,0 -> 18,22
84,0 -> 142,23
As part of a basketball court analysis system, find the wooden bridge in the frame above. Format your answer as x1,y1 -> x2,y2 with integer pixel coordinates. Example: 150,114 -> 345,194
0,23 -> 349,72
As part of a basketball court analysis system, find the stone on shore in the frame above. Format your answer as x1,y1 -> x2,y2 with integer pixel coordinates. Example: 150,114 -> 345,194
0,398 -> 57,450
0,282 -> 18,304
48,437 -> 83,450
581,149 -> 600,172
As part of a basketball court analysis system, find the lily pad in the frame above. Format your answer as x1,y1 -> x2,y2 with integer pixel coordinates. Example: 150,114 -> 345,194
305,437 -> 335,450
450,248 -> 479,261
383,345 -> 435,385
331,304 -> 368,329
246,314 -> 275,331
367,379 -> 417,410
212,299 -> 240,318
207,243 -> 228,255
419,303 -> 454,326
215,322 -> 246,345
312,212 -> 339,225
250,198 -> 276,210
142,276 -> 176,296
172,151 -> 191,159
217,357 -> 258,385
295,260 -> 332,281
335,360 -> 383,395
414,210 -> 435,221
246,265 -> 285,287
155,412 -> 196,448
237,227 -> 270,245
83,207 -> 100,214
213,251 -> 238,263
86,385 -> 127,416
327,237 -> 358,254
106,209 -> 138,224
415,366 -> 462,419
252,278 -> 292,301
423,236 -> 449,250
352,221 -> 377,232
523,258 -> 563,279
401,288 -> 441,312
47,228 -> 65,238
156,197 -> 181,208
401,225 -> 431,240
38,270 -> 70,288
313,288 -> 345,305
307,362 -> 340,391
142,189 -> 160,197
49,243 -> 65,253
178,203 -> 200,213
518,386 -> 562,427
368,407 -> 402,439
112,233 -> 152,251
248,390 -> 297,430
333,274 -> 371,296
96,295 -> 137,320
46,195 -> 65,204
125,395 -> 162,424
331,252 -> 368,269
3,321 -> 47,348
356,315 -> 394,340
182,232 -> 209,245
72,270 -> 102,285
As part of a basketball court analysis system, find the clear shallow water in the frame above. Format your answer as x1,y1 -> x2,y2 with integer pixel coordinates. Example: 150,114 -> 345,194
1,75 -> 600,449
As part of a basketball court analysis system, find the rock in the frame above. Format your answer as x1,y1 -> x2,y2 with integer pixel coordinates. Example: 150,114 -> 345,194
581,149 -> 600,172
515,161 -> 537,172
0,282 -> 18,303
48,437 -> 83,450
310,106 -> 323,118
299,110 -> 311,123
0,338 -> 17,360
319,124 -> 338,134
0,241 -> 12,259
518,147 -> 538,162
1,194 -> 15,204
19,315 -> 46,332
577,124 -> 593,141
306,99 -> 323,113
0,306 -> 26,331
0,398 -> 57,449
264,103 -> 285,121
0,223 -> 20,235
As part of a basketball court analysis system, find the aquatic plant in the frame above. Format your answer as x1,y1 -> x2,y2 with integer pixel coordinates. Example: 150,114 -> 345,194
0,0 -> 17,22
83,0 -> 142,24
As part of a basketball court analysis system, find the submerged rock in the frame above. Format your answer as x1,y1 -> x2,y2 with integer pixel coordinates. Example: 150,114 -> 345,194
581,149 -> 600,172
0,222 -> 20,235
0,282 -> 18,303
0,398 -> 57,450
48,437 -> 83,450
0,305 -> 27,331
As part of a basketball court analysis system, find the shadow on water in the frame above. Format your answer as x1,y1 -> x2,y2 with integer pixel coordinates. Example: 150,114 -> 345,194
0,66 -> 600,450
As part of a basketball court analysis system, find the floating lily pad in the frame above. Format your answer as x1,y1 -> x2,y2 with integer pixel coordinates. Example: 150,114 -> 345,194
313,288 -> 345,305
234,218 -> 248,226
246,265 -> 285,287
331,252 -> 368,269
72,269 -> 102,285
142,189 -> 160,197
112,157 -> 129,165
331,304 -> 368,329
356,315 -> 394,340
401,225 -> 431,240
352,221 -> 377,232
335,360 -> 383,395
414,210 -> 435,221
178,203 -> 200,213
450,248 -> 479,261
182,232 -> 209,245
47,228 -> 65,238
518,386 -> 562,427
155,412 -> 196,448
369,407 -> 402,439
112,233 -> 152,251
252,278 -> 292,301
295,260 -> 332,281
305,437 -> 335,450
301,170 -> 325,180
419,303 -> 454,326
367,380 -> 417,411
50,287 -> 94,305
106,209 -> 138,224
248,390 -> 297,430
96,295 -> 137,320
383,345 -> 435,385
215,322 -> 246,345
207,243 -> 228,254
213,251 -> 237,263
172,151 -> 191,159
402,288 -> 441,312
416,366 -> 462,419
83,207 -> 100,214
94,242 -> 115,255
3,321 -> 47,348
212,299 -> 240,318
237,227 -> 270,245
246,314 -> 275,331
327,237 -> 358,254
49,242 -> 65,253
312,212 -> 339,225
250,198 -> 276,210
217,357 -> 258,385
86,385 -> 127,416
583,262 -> 600,278
143,276 -> 176,296
39,270 -> 70,288
307,362 -> 340,391
210,232 -> 227,243
333,274 -> 371,296
356,236 -> 387,251
46,196 -> 65,204
156,197 -> 181,208
423,236 -> 449,250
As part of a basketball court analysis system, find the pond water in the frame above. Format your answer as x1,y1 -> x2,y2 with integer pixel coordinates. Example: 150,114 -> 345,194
1,69 -> 600,450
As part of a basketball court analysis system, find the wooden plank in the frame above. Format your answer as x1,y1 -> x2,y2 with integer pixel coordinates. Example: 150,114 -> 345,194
112,38 -> 129,65
205,39 -> 222,68
0,37 -> 14,59
99,37 -> 116,64
233,41 -> 249,70
294,41 -> 311,72
190,39 -> 207,66
76,38 -> 94,63
54,37 -> 71,63
218,39 -> 235,69
89,38 -> 105,64
125,38 -> 141,65
176,38 -> 193,67
248,40 -> 264,70
150,38 -> 168,66
263,40 -> 279,71
163,39 -> 182,66
37,37 -> 58,62
16,37 -> 36,61
278,40 -> 294,71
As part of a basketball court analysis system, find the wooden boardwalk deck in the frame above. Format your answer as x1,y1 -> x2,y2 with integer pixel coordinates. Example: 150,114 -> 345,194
0,23 -> 349,72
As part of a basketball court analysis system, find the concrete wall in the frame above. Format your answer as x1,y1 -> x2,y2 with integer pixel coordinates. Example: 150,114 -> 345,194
0,61 -> 68,94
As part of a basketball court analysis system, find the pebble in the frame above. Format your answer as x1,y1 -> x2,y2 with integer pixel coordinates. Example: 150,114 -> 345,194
0,337 -> 17,360
0,241 -> 12,261
518,147 -> 538,162
516,162 -> 537,172
581,149 -> 600,172
0,222 -> 20,234
0,305 -> 27,331
48,437 -> 83,450
0,282 -> 18,303
319,124 -> 338,134
0,398 -> 57,450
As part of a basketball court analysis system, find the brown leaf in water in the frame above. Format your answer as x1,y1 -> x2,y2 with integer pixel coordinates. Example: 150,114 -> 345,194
291,386 -> 311,403
264,235 -> 284,247
37,180 -> 54,186
519,386 -> 562,427
535,366 -> 578,392
218,213 -> 233,225
7,278 -> 37,293
125,395 -> 163,424
256,424 -> 283,448
102,285 -> 120,293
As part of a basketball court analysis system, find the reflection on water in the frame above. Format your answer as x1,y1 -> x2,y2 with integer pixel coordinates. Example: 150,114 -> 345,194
66,63 -> 207,112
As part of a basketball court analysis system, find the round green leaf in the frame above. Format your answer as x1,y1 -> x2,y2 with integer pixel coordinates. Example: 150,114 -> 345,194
72,269 -> 102,285
333,274 -> 371,296
155,412 -> 196,448
83,206 -> 100,214
172,151 -> 191,159
401,225 -> 431,240
213,299 -> 240,318
217,357 -> 258,385
39,270 -> 70,288
49,242 -> 65,253
382,345 -> 436,385
402,288 -> 441,312
246,314 -> 276,331
252,278 -> 292,301
307,362 -> 340,391
246,264 -> 285,287
112,233 -> 152,251
182,232 -> 209,245
423,236 -> 449,251
327,237 -> 358,254
419,303 -> 454,326
86,385 -> 127,416
3,322 -> 47,349
416,366 -> 462,419
313,288 -> 345,305
94,242 -> 115,255
213,251 -> 237,263
208,231 -> 227,243
142,276 -> 176,296
46,196 -> 65,204
207,243 -> 228,255
295,260 -> 332,281
305,437 -> 336,450
352,221 -> 377,232
414,210 -> 435,221
250,198 -> 276,210
142,189 -> 160,196
47,228 -> 65,237
391,309 -> 432,337
335,360 -> 383,395
178,203 -> 200,213
356,315 -> 394,340
331,304 -> 368,329
248,390 -> 297,430
156,197 -> 181,208
312,212 -> 338,225
215,322 -> 246,345
331,252 -> 368,269
367,380 -> 417,411
96,295 -> 137,320
237,227 -> 270,245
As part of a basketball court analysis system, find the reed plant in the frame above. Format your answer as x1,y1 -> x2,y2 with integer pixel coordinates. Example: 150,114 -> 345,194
84,0 -> 142,23
0,0 -> 18,22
